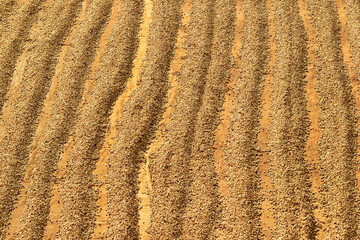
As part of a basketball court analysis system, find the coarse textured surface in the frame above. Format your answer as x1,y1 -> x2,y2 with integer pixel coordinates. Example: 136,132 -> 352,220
148,0 -> 214,239
57,1 -> 143,239
0,0 -> 46,114
0,0 -> 84,238
15,0 -> 114,238
105,0 -> 181,239
307,0 -> 359,239
224,0 -> 268,239
269,0 -> 316,239
343,0 -> 360,79
181,0 -> 235,239
0,0 -> 359,239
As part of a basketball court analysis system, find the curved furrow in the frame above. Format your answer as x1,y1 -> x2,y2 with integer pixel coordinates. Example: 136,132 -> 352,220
104,1 -> 182,239
223,0 -> 269,239
307,0 -> 360,239
268,0 -> 317,239
57,1 -> 145,239
343,0 -> 360,78
13,0 -> 114,239
181,0 -> 236,239
0,0 -> 84,238
147,0 -> 215,239
0,0 -> 46,114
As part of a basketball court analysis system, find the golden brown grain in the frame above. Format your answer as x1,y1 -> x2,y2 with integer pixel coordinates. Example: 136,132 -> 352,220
343,0 -> 360,79
307,0 -> 360,238
0,0 -> 83,237
0,0 -> 45,113
148,0 -> 214,238
104,0 -> 182,239
268,0 -> 317,239
223,0 -> 269,239
181,0 -> 235,239
14,0 -> 113,239
0,0 -> 16,34
57,1 -> 145,239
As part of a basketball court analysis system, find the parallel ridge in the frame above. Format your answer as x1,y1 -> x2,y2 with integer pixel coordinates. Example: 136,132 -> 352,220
0,0 -> 16,35
269,0 -> 317,239
0,0 -> 45,114
223,0 -> 268,239
0,0 -> 84,238
105,1 -> 182,238
181,0 -> 236,239
307,0 -> 360,239
14,0 -> 114,239
148,0 -> 215,239
57,1 -> 144,239
343,0 -> 360,78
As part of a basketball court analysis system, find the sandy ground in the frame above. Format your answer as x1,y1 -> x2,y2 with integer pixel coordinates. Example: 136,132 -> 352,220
2,0 -> 359,239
